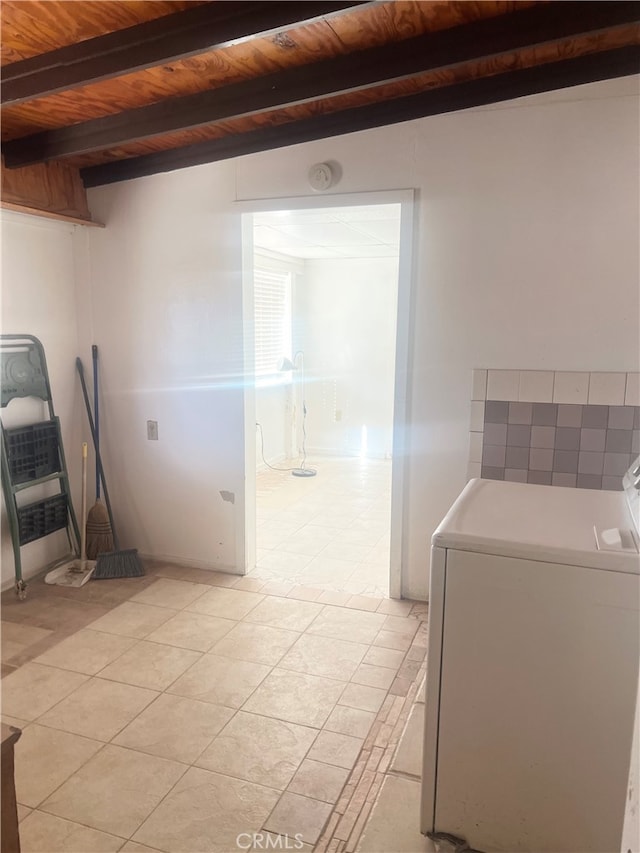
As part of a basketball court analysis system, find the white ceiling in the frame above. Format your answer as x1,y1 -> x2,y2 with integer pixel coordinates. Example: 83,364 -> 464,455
253,203 -> 401,260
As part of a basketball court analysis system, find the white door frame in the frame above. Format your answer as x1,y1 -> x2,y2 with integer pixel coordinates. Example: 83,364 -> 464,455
237,189 -> 415,599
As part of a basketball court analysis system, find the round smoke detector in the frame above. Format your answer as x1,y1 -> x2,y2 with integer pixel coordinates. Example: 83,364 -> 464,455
308,162 -> 334,192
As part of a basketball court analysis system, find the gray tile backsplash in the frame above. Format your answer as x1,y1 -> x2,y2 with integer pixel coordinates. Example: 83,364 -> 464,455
480,402 -> 639,490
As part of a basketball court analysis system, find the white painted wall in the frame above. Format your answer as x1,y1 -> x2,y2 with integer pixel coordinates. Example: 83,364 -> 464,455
85,166 -> 245,570
256,384 -> 289,466
0,212 -> 88,588
300,256 -> 397,458
83,76 -> 639,597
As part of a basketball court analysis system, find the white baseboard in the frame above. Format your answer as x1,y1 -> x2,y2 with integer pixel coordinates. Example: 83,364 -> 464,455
137,552 -> 242,575
305,447 -> 392,460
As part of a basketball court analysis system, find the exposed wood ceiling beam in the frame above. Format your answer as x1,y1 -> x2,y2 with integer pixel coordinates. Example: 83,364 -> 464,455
80,45 -> 640,188
4,1 -> 638,169
0,1 -> 369,106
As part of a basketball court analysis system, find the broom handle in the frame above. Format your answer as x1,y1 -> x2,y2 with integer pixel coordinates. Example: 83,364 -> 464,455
76,357 -> 120,550
80,442 -> 88,567
93,345 -> 100,500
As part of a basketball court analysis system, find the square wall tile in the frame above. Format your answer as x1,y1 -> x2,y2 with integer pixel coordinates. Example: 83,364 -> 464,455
506,424 -> 531,447
529,448 -> 553,471
604,453 -> 630,476
555,428 -> 580,451
505,446 -> 529,469
519,371 -> 554,403
605,430 -> 632,453
530,426 -> 555,449
469,401 -> 485,431
508,402 -> 533,425
577,473 -> 602,490
553,450 -> 579,474
553,372 -> 589,404
532,403 -> 558,426
580,429 -> 606,452
481,466 -> 504,480
504,469 -> 527,483
552,473 -> 577,487
487,370 -> 519,401
625,374 -> 640,406
468,432 -> 483,464
483,423 -> 507,446
578,452 -> 604,476
602,475 -> 624,491
482,445 -> 506,467
472,369 -> 487,401
608,406 -> 636,430
528,471 -> 552,485
484,400 -> 509,424
582,406 -> 608,429
588,373 -> 626,405
557,405 -> 583,428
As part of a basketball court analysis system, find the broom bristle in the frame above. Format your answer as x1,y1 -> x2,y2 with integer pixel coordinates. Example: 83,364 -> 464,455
86,500 -> 114,559
93,548 -> 145,580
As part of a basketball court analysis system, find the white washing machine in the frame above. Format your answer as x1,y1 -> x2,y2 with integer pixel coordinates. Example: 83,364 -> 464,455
421,458 -> 640,853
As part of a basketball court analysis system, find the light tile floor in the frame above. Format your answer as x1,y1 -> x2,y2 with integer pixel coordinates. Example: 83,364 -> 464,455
254,457 -> 391,597
1,564 -> 427,853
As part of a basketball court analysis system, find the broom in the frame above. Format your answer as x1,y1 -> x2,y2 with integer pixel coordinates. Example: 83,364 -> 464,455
44,442 -> 96,587
85,345 -> 114,559
76,357 -> 145,579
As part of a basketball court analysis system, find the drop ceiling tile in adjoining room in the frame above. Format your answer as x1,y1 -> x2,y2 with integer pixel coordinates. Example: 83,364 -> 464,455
275,221 -> 381,248
333,205 -> 401,223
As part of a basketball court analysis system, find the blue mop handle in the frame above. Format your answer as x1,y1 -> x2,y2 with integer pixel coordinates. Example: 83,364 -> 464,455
92,345 -> 100,500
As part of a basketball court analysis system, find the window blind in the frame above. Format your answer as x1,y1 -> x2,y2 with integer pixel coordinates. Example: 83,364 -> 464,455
254,267 -> 291,376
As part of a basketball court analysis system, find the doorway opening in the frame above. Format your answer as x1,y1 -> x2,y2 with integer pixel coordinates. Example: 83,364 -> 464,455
241,191 -> 414,599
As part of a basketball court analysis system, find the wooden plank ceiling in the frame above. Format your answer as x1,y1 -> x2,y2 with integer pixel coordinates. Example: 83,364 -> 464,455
1,0 -> 639,190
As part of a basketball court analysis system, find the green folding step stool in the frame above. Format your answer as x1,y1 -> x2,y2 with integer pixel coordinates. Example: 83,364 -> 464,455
0,335 -> 80,599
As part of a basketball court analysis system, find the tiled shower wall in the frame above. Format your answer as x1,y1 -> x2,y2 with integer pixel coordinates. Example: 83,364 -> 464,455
468,370 -> 640,489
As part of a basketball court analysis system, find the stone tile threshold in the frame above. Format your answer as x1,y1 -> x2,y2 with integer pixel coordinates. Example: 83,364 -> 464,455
1,562 -> 428,853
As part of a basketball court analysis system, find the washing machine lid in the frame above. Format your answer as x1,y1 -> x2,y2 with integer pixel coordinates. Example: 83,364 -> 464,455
433,476 -> 639,573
